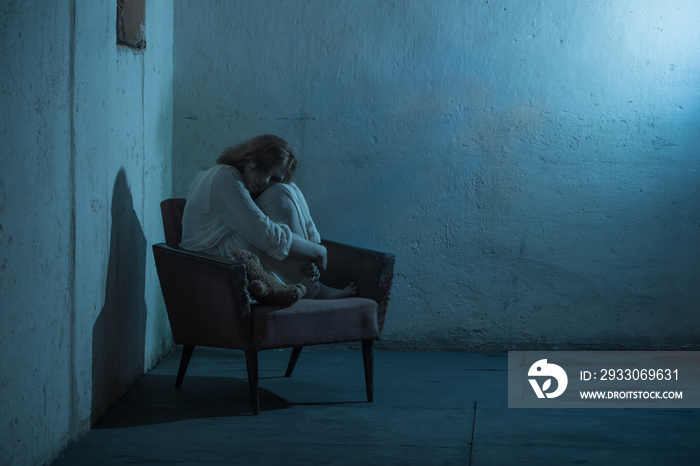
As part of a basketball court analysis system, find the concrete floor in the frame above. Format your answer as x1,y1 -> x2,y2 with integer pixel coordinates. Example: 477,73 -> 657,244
53,347 -> 700,465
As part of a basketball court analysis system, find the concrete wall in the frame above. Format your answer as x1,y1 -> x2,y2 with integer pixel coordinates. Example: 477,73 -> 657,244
173,0 -> 700,351
0,1 -> 173,464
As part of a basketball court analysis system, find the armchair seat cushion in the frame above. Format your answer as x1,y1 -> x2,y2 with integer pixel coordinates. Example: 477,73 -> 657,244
253,297 -> 380,350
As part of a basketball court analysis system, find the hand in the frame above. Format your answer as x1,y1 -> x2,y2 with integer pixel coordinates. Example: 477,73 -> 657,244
300,260 -> 321,281
289,234 -> 328,270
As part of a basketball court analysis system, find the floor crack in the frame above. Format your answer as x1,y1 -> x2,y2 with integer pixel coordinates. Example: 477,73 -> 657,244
469,401 -> 477,465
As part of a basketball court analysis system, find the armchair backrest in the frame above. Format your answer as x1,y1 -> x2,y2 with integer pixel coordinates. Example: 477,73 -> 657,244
160,198 -> 187,247
155,197 -> 253,349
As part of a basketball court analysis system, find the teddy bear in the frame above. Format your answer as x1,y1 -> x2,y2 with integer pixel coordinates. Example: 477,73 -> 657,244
230,249 -> 306,306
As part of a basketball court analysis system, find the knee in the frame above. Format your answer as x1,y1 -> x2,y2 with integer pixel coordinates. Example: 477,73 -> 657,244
260,182 -> 288,197
256,183 -> 296,221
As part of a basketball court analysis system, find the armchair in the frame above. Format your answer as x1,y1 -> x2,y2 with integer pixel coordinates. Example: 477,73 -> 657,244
153,198 -> 394,414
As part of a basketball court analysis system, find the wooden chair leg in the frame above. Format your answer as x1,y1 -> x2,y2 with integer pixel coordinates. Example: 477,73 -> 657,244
245,350 -> 260,415
362,340 -> 374,402
285,346 -> 304,377
175,345 -> 195,388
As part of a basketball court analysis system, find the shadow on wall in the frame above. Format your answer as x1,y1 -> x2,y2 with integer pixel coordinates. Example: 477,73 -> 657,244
91,169 -> 147,425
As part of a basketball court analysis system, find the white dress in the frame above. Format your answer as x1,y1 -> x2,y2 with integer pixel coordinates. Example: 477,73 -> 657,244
180,164 -> 321,293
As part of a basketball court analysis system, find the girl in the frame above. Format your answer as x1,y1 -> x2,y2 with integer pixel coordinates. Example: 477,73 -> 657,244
180,134 -> 356,299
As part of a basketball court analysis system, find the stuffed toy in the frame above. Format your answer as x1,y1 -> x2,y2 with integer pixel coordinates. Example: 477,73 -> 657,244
230,249 -> 306,306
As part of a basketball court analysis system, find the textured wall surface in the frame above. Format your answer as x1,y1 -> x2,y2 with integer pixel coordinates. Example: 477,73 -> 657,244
174,0 -> 700,351
0,1 -> 173,464
0,2 -> 74,464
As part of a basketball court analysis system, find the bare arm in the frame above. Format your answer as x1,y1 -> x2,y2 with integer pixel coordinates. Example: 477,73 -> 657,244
288,233 -> 327,269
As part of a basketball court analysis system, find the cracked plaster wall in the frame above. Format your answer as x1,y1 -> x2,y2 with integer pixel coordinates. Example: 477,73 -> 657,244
0,1 -> 173,464
173,0 -> 700,351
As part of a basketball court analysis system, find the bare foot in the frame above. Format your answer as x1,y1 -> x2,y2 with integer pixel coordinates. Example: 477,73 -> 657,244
317,282 -> 358,299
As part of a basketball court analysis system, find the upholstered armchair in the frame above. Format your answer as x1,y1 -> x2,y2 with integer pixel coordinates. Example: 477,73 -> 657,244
152,198 -> 394,414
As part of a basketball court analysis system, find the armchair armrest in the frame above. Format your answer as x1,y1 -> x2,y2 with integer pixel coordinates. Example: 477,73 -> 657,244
152,243 -> 253,350
321,239 -> 395,332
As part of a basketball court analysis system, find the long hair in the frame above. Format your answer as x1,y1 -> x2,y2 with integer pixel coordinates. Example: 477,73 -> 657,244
216,134 -> 297,182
